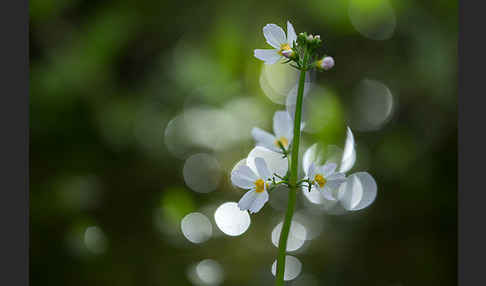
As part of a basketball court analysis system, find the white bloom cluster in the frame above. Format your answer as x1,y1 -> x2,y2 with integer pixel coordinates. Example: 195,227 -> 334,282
254,21 -> 335,71
230,21 -> 376,215
231,111 -> 376,213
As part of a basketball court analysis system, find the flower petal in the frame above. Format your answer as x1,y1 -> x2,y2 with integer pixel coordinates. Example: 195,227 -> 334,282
325,177 -> 346,190
339,172 -> 377,211
247,146 -> 288,178
302,186 -> 326,204
320,162 -> 337,177
249,191 -> 269,213
231,165 -> 257,189
287,21 -> 297,46
321,186 -> 337,201
263,24 -> 287,48
340,127 -> 356,173
307,162 -> 316,178
302,143 -> 325,176
254,49 -> 281,64
327,172 -> 345,181
251,127 -> 278,152
273,110 -> 293,140
238,190 -> 257,211
254,157 -> 272,181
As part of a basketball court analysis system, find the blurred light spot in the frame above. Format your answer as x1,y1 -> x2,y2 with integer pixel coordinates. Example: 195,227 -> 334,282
181,212 -> 213,243
164,114 -> 194,159
84,226 -> 108,254
293,212 -> 324,241
286,82 -> 312,125
350,79 -> 394,131
214,202 -> 251,236
188,259 -> 224,286
271,221 -> 307,251
183,153 -> 222,193
164,107 -> 241,158
260,63 -> 299,104
348,0 -> 396,40
223,97 -> 267,139
271,255 -> 302,281
154,187 -> 196,238
338,172 -> 377,211
183,107 -> 240,150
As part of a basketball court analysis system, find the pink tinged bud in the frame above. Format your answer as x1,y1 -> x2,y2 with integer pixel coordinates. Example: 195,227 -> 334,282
320,56 -> 335,71
281,49 -> 293,58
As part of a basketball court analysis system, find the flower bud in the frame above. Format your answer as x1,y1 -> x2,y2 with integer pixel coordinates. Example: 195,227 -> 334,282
280,49 -> 294,58
316,56 -> 335,71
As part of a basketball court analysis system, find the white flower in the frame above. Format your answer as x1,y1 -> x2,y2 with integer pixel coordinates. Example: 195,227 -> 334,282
302,127 -> 377,211
231,157 -> 272,214
305,161 -> 346,201
252,111 -> 293,153
254,21 -> 297,64
302,127 -> 356,175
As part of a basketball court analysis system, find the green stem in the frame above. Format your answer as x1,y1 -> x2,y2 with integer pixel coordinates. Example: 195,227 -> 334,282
275,65 -> 307,285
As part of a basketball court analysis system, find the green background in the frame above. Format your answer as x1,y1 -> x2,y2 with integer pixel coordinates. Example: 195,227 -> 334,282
30,0 -> 457,285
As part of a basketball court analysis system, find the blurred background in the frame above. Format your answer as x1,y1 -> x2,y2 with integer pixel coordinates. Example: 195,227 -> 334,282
30,0 -> 457,285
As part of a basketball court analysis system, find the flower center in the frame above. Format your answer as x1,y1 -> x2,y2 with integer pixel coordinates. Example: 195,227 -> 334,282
254,178 -> 265,193
314,174 -> 326,188
274,137 -> 289,148
278,44 -> 292,56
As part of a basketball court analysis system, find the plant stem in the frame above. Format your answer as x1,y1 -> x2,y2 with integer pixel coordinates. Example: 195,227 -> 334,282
275,67 -> 307,285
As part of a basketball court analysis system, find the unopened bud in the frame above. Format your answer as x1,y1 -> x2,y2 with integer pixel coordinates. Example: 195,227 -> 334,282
317,56 -> 335,71
307,34 -> 314,41
281,49 -> 294,58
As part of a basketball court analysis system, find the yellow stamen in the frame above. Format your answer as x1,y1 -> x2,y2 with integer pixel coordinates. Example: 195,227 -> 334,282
255,179 -> 265,193
314,174 -> 326,188
278,44 -> 292,56
274,137 -> 289,148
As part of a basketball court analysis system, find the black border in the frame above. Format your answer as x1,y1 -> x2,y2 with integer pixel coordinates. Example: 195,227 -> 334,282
0,0 -> 29,284
458,0 -> 485,286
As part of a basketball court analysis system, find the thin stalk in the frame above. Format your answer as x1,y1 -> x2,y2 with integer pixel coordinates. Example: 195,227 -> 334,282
275,65 -> 307,285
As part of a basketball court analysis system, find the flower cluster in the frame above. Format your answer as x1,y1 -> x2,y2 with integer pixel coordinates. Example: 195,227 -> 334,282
232,116 -> 376,214
230,21 -> 376,215
254,21 -> 334,71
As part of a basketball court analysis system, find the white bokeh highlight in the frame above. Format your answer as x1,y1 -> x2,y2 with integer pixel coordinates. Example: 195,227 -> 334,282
214,202 -> 251,236
181,212 -> 213,243
187,259 -> 224,286
84,226 -> 107,254
271,221 -> 307,251
183,153 -> 222,193
338,172 -> 378,211
350,79 -> 394,131
349,0 -> 396,40
271,255 -> 302,281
